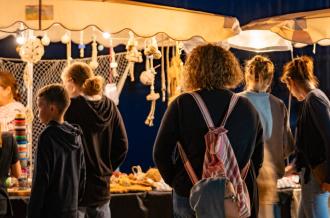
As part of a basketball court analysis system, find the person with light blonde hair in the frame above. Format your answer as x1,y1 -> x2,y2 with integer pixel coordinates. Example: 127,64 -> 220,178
281,56 -> 330,218
62,62 -> 128,218
241,55 -> 294,218
153,44 -> 264,218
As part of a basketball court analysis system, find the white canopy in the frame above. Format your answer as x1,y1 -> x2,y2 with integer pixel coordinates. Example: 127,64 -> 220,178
226,30 -> 292,52
243,8 -> 330,46
0,0 -> 240,46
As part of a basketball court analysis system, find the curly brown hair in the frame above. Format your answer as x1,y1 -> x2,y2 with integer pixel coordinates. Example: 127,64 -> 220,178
245,55 -> 274,91
281,56 -> 318,88
183,44 -> 243,91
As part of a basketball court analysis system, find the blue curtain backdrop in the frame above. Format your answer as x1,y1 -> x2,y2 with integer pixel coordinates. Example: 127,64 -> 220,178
1,1 -> 330,172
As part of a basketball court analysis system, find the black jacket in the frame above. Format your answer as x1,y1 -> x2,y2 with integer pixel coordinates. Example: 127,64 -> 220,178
65,95 -> 128,207
295,89 -> 330,183
0,132 -> 19,216
153,89 -> 264,197
28,121 -> 86,218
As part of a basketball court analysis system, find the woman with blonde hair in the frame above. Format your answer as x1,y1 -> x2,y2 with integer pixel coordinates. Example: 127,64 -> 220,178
240,55 -> 294,218
153,44 -> 264,218
62,62 -> 128,218
281,56 -> 330,218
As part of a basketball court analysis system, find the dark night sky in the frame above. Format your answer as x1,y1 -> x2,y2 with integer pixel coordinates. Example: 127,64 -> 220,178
132,0 -> 330,25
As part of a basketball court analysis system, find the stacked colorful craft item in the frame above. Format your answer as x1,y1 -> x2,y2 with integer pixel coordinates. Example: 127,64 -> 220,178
14,113 -> 29,188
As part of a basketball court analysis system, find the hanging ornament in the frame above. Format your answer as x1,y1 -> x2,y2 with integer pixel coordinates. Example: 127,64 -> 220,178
140,69 -> 155,85
98,44 -> 104,51
145,86 -> 160,126
167,42 -> 184,105
161,38 -> 166,102
144,37 -> 162,60
41,32 -> 50,46
140,51 -> 160,127
79,31 -> 85,58
90,34 -> 99,69
67,40 -> 72,66
125,31 -> 142,82
19,38 -> 44,63
108,36 -> 118,78
61,32 -> 70,44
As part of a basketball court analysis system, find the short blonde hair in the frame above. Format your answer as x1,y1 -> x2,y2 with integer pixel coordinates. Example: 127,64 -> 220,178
245,55 -> 274,91
281,56 -> 318,87
183,44 -> 243,91
61,62 -> 104,96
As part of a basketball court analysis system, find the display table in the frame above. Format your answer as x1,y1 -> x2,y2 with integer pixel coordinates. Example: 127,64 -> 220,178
8,191 -> 173,218
278,188 -> 301,218
110,191 -> 172,218
8,189 -> 304,218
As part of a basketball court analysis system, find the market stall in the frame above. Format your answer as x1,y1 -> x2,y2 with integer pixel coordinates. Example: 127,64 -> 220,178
0,1 -> 242,217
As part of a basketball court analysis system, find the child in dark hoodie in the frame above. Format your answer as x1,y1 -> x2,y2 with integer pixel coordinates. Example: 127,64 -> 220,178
28,84 -> 86,218
62,62 -> 128,218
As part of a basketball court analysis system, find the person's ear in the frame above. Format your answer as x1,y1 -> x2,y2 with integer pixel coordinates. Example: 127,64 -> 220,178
4,86 -> 11,96
49,104 -> 56,113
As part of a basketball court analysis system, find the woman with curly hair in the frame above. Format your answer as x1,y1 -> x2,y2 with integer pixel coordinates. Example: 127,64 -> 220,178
281,56 -> 330,218
153,44 -> 264,218
241,55 -> 294,218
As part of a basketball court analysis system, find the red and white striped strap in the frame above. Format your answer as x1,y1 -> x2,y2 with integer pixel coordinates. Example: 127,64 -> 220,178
190,92 -> 239,128
177,142 -> 199,185
221,94 -> 239,127
190,92 -> 214,128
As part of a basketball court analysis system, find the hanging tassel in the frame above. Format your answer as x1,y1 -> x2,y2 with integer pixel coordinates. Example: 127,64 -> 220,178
144,56 -> 160,127
90,34 -> 98,69
111,50 -> 119,78
313,43 -> 316,54
79,31 -> 85,58
67,40 -> 72,66
145,84 -> 160,127
129,62 -> 135,82
166,45 -> 171,96
61,31 -> 72,66
161,41 -> 166,102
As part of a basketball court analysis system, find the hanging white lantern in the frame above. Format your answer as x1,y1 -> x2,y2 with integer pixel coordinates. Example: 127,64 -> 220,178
41,32 -> 50,46
19,38 -> 44,63
61,32 -> 71,44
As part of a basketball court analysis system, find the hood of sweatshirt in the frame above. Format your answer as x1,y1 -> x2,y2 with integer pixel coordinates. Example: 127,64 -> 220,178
47,120 -> 83,150
72,95 -> 115,131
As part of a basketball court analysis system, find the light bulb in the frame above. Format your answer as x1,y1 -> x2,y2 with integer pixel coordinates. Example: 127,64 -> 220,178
103,32 -> 111,39
41,33 -> 50,46
16,35 -> 26,45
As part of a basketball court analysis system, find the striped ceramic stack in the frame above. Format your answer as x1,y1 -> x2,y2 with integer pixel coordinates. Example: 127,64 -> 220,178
14,113 -> 29,188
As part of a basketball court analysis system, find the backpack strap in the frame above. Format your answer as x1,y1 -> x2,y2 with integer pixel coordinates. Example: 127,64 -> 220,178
221,94 -> 239,127
190,92 -> 239,128
177,142 -> 199,185
190,92 -> 215,128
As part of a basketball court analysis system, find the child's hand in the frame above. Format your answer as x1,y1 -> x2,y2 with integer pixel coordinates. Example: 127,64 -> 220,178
284,164 -> 297,177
